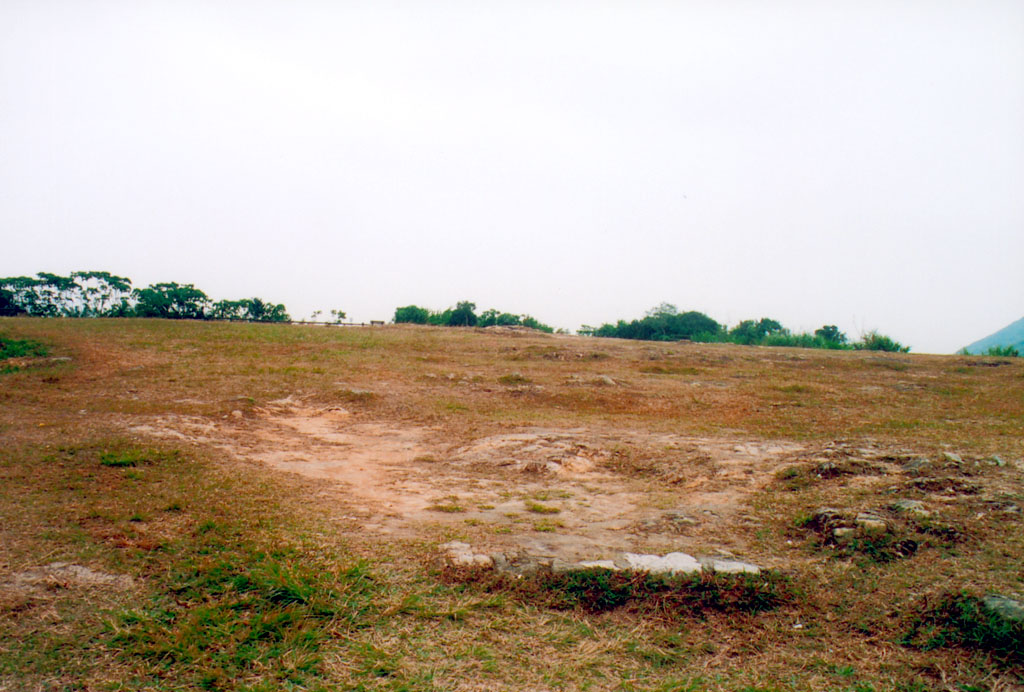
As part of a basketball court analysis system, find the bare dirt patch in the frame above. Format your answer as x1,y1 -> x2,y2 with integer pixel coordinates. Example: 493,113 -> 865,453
129,398 -> 841,567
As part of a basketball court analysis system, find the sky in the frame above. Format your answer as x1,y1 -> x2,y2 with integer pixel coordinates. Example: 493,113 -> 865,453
2,1 -> 1022,354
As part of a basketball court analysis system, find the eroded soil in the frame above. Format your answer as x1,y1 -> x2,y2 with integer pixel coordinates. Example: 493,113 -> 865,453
128,397 -> 966,567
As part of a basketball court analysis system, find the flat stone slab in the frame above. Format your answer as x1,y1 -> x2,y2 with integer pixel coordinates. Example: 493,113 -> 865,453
616,552 -> 702,575
441,544 -> 761,577
700,558 -> 761,574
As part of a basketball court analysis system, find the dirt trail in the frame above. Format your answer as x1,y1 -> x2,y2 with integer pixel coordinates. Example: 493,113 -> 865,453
130,398 -> 825,565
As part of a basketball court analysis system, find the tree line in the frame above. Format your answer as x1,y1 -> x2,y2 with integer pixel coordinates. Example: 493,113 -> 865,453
0,272 -> 290,323
393,302 -> 555,332
579,303 -> 910,352
1,272 -> 911,352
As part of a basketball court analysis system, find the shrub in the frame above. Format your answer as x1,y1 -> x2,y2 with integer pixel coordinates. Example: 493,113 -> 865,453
393,305 -> 430,324
984,345 -> 1020,357
853,330 -> 910,353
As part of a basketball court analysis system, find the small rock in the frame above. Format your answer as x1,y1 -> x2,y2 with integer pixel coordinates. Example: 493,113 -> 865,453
983,594 -> 1024,624
593,375 -> 617,386
903,458 -> 931,475
576,560 -> 619,571
439,541 -> 493,569
942,452 -> 963,465
988,456 -> 1007,467
891,499 -> 932,518
832,527 -> 856,544
664,511 -> 698,526
809,508 -> 843,531
855,512 -> 888,535
231,410 -> 243,419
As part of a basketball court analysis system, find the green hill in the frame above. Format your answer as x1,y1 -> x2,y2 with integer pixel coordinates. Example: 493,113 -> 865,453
962,316 -> 1024,354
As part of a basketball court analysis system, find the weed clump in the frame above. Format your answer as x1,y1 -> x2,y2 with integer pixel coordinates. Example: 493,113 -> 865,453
111,540 -> 378,688
444,565 -> 792,617
0,334 -> 49,373
901,591 -> 1024,665
99,447 -> 178,468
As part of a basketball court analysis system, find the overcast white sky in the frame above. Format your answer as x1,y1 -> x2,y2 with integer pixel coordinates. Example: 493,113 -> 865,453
2,1 -> 1022,353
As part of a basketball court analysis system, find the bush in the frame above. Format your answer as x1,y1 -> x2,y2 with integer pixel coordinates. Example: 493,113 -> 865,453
853,330 -> 910,353
393,305 -> 430,324
590,305 -> 722,342
984,345 -> 1020,357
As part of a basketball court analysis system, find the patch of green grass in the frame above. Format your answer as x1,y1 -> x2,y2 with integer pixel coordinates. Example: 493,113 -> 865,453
525,501 -> 561,514
446,567 -> 793,617
498,372 -> 531,385
638,364 -> 702,376
99,448 -> 177,467
428,497 -> 467,513
0,334 -> 48,360
111,540 -> 379,688
900,591 -> 1024,665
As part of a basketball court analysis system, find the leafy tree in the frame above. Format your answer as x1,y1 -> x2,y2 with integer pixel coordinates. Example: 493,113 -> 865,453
210,299 -> 246,321
983,345 -> 1019,357
590,307 -> 720,342
70,271 -> 133,316
730,318 -> 784,345
242,297 -> 289,322
0,275 -> 57,316
329,309 -> 346,324
133,283 -> 210,319
814,325 -> 847,345
645,303 -> 679,318
447,301 -> 477,327
520,315 -> 554,333
209,298 -> 289,322
393,305 -> 430,324
853,330 -> 910,353
478,309 -> 521,327
0,287 -> 25,316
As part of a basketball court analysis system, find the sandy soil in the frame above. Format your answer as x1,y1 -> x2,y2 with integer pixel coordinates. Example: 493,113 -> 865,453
126,396 -> 916,567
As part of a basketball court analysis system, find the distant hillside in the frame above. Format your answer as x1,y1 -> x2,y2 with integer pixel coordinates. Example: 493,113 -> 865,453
962,316 -> 1024,354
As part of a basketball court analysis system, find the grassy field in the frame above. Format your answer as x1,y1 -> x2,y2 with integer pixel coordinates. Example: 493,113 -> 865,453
1,318 -> 1022,691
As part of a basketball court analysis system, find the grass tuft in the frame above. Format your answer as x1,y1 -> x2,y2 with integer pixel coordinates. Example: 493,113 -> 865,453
901,591 -> 1024,665
444,565 -> 793,617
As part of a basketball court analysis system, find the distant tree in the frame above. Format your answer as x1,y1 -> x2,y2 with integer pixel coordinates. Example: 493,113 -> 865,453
310,310 -> 322,322
814,324 -> 847,345
590,307 -> 720,342
0,274 -> 71,316
447,301 -> 477,327
242,297 -> 289,322
393,305 -> 430,324
70,271 -> 133,316
730,318 -> 784,345
519,315 -> 554,333
853,330 -> 910,353
0,287 -> 24,316
983,345 -> 1019,357
210,299 -> 246,321
478,309 -> 520,327
645,302 -> 679,317
133,283 -> 210,319
329,309 -> 346,324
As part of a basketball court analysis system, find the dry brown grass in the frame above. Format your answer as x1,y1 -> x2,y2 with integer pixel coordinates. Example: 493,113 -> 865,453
1,317 -> 1022,691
